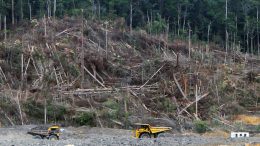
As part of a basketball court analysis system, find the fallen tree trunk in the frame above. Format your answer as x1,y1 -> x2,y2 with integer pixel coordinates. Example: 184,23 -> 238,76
178,92 -> 209,115
173,74 -> 188,100
62,85 -> 159,95
139,64 -> 165,89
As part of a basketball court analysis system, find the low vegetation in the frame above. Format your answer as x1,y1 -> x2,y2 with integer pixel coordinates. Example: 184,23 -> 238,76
194,120 -> 209,134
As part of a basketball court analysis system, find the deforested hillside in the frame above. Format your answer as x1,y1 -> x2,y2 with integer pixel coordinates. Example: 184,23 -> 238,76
0,17 -> 259,131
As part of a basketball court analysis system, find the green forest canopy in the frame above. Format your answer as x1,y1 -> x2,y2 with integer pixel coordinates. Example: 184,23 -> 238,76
0,0 -> 260,54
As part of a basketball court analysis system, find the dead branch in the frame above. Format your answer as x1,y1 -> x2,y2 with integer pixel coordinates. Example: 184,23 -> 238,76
53,67 -> 60,87
23,57 -> 31,77
0,66 -> 7,81
211,117 -> 235,129
139,64 -> 165,89
111,119 -> 124,126
0,109 -> 15,126
87,98 -> 103,128
55,28 -> 74,37
83,66 -> 106,88
16,91 -> 24,125
178,92 -> 209,115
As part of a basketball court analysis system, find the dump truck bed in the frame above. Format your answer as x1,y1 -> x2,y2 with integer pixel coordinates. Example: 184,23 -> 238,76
27,130 -> 49,137
150,126 -> 172,134
27,125 -> 50,137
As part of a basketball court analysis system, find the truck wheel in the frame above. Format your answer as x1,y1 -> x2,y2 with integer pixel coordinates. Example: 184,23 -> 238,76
49,135 -> 58,140
140,133 -> 151,138
157,133 -> 166,138
157,133 -> 171,138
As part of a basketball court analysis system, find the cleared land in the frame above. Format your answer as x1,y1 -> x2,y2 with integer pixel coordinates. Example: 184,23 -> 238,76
0,126 -> 259,146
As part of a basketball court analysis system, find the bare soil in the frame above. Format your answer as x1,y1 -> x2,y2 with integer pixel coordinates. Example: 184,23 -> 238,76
0,126 -> 259,146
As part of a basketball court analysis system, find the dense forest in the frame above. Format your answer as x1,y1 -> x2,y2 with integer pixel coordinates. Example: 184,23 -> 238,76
0,0 -> 260,55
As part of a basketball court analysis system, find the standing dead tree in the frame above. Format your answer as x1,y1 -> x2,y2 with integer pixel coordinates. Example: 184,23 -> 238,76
130,0 -> 133,35
53,0 -> 56,19
0,14 -> 1,30
4,16 -> 6,41
225,0 -> 228,63
12,0 -> 14,25
28,1 -> 32,20
81,9 -> 85,88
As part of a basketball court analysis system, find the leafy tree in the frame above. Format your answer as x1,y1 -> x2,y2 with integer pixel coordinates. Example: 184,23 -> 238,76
0,0 -> 260,54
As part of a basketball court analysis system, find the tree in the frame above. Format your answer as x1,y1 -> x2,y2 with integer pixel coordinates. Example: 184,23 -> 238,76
12,0 -> 14,25
0,0 -> 258,55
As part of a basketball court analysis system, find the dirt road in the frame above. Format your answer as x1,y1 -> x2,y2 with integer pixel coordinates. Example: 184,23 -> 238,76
0,126 -> 259,146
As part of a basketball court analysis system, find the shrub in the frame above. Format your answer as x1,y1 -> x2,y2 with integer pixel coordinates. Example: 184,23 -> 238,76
103,99 -> 120,119
194,120 -> 209,133
75,112 -> 96,126
23,99 -> 45,119
224,103 -> 245,115
47,104 -> 67,121
234,121 -> 245,131
0,97 -> 18,117
158,98 -> 176,113
256,125 -> 260,132
23,99 -> 67,121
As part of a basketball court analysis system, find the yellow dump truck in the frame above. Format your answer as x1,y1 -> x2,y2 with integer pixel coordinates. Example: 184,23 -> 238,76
133,123 -> 172,138
27,125 -> 62,140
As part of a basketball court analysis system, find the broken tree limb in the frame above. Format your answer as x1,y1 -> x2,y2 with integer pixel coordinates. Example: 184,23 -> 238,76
128,89 -> 138,108
16,91 -> 24,125
53,67 -> 60,87
139,64 -> 165,90
31,57 -> 40,77
96,72 -> 105,84
111,119 -> 124,126
91,64 -> 104,83
0,109 -> 15,126
87,98 -> 103,128
195,84 -> 198,119
178,92 -> 209,115
55,28 -> 74,37
142,103 -> 151,112
173,74 -> 188,99
83,66 -> 106,88
23,57 -> 31,76
0,66 -> 7,81
171,96 -> 192,118
4,112 -> 15,126
129,89 -> 138,98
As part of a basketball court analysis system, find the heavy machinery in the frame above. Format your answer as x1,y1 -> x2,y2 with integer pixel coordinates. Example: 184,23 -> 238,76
27,125 -> 62,140
133,123 -> 172,138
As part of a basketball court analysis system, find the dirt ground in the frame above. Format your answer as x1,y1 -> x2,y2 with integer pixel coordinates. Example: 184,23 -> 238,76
0,126 -> 259,146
